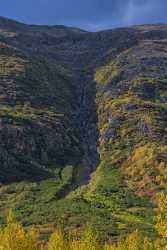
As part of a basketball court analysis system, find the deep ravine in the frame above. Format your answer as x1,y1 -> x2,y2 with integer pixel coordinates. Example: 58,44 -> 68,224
74,67 -> 100,185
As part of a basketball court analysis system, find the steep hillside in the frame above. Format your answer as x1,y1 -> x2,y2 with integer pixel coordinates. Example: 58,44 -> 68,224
0,42 -> 83,183
0,17 -> 167,240
95,38 -> 167,198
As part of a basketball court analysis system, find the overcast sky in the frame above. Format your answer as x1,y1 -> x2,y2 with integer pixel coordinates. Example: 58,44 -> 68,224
1,0 -> 167,31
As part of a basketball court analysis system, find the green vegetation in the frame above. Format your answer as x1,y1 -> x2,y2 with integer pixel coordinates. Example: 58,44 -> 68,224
1,201 -> 167,250
94,62 -> 121,87
0,104 -> 63,123
92,40 -> 167,239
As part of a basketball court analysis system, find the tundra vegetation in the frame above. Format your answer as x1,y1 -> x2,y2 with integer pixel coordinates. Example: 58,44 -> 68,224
1,194 -> 167,250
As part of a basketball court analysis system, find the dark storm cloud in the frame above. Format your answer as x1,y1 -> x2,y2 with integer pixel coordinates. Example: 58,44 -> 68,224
1,0 -> 167,30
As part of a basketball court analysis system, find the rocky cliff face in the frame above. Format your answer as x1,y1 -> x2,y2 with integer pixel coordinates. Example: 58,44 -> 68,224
0,33 -> 83,183
0,17 -> 167,238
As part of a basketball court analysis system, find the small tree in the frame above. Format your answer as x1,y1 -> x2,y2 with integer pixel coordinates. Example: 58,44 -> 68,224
155,192 -> 167,237
143,236 -> 155,250
104,230 -> 143,250
78,227 -> 100,250
48,227 -> 70,250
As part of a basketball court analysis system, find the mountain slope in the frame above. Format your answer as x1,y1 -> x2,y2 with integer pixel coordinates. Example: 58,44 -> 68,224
0,42 -> 83,183
0,17 -> 166,240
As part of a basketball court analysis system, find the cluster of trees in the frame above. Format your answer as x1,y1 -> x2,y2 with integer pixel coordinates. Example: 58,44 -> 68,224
123,144 -> 167,197
0,210 -> 39,250
46,229 -> 167,250
1,192 -> 167,250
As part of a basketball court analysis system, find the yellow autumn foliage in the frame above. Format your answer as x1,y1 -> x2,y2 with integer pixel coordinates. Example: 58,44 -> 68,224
0,209 -> 39,250
155,192 -> 167,238
1,206 -> 167,250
